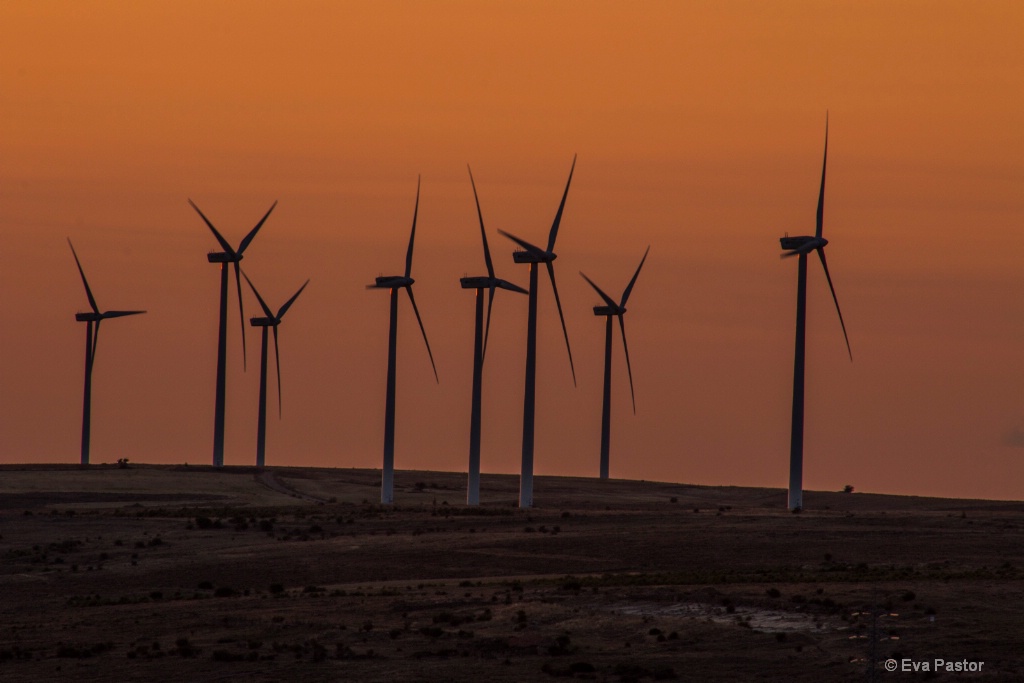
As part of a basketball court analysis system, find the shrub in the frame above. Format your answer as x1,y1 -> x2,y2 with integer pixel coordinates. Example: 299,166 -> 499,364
560,576 -> 582,592
174,638 -> 199,658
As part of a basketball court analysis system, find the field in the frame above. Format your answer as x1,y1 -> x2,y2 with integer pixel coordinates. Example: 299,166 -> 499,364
1,464 -> 1022,681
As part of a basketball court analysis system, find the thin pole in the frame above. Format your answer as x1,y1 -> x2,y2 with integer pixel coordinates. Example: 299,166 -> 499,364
467,289 -> 484,505
213,263 -> 228,468
80,321 -> 94,466
599,316 -> 613,480
382,288 -> 399,504
256,326 -> 269,468
520,264 -> 539,508
788,253 -> 808,511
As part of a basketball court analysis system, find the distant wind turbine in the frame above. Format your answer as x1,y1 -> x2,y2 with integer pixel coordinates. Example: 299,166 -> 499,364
460,166 -> 528,505
499,156 -> 578,508
189,199 -> 276,468
779,115 -> 852,511
242,272 -> 309,469
580,245 -> 650,480
367,177 -> 438,504
68,239 -> 145,466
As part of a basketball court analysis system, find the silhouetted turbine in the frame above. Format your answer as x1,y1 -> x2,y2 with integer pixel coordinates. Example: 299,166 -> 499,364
367,177 -> 438,504
68,239 -> 145,466
243,272 -> 309,469
580,245 -> 650,480
779,115 -> 852,511
499,156 -> 577,508
460,166 -> 528,505
190,199 -> 276,468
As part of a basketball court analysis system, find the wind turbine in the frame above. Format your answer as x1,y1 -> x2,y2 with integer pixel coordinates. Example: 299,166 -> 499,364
779,115 -> 852,511
460,166 -> 528,505
242,272 -> 309,468
580,245 -> 650,480
68,240 -> 145,466
367,176 -> 438,504
498,156 -> 577,508
189,198 -> 276,468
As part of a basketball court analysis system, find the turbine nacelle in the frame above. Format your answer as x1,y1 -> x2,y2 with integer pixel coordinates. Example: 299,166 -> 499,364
207,251 -> 239,264
75,312 -> 103,322
512,249 -> 556,264
369,275 -> 415,289
499,229 -> 558,265
460,276 -> 493,289
593,305 -> 624,317
780,235 -> 828,257
460,276 -> 528,293
249,316 -> 277,327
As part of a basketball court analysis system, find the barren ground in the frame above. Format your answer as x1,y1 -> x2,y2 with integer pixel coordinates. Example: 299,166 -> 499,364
1,464 -> 1022,681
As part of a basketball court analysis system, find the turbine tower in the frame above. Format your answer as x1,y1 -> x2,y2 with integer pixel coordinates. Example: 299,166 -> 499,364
580,245 -> 650,480
367,177 -> 438,504
190,199 -> 276,468
460,166 -> 528,505
498,156 -> 578,508
779,116 -> 852,511
68,240 -> 145,466
242,272 -> 309,468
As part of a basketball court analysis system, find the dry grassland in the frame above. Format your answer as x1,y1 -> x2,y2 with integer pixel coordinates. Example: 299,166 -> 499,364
1,464 -> 1022,681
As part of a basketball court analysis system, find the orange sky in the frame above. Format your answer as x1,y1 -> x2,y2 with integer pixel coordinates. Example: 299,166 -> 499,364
1,1 -> 1022,500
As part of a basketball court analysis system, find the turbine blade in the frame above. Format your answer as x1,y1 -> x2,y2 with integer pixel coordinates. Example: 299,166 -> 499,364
816,114 -> 828,239
468,166 -> 494,278
188,199 -> 236,256
618,315 -> 637,414
546,154 -> 577,253
241,270 -> 274,318
405,286 -> 438,383
546,262 -> 576,386
580,271 -> 617,309
238,200 -> 277,255
496,278 -> 528,294
816,247 -> 852,361
276,279 -> 309,319
483,285 -> 495,361
233,262 -> 247,370
67,239 -> 100,314
404,176 -> 421,278
273,325 -> 282,418
100,310 -> 146,318
497,229 -> 546,257
620,245 -> 650,307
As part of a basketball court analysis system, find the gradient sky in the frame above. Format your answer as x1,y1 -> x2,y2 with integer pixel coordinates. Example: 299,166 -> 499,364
1,1 -> 1021,500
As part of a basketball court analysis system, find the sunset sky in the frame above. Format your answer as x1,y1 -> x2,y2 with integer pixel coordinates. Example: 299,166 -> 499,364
1,1 -> 1021,501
